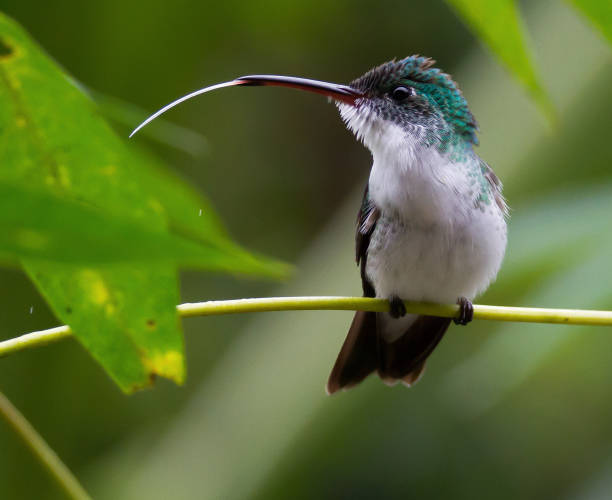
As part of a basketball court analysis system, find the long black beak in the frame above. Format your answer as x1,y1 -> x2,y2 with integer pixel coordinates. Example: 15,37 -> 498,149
129,74 -> 362,138
235,75 -> 362,103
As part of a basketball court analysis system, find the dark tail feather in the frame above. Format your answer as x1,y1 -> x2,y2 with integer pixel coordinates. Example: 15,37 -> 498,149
327,314 -> 451,394
401,361 -> 426,386
377,315 -> 451,385
326,311 -> 378,395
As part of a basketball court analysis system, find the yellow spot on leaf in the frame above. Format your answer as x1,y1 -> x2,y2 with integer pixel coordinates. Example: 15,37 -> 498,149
78,270 -> 111,305
143,350 -> 185,384
147,198 -> 164,215
101,165 -> 117,176
16,229 -> 47,250
56,165 -> 71,188
5,72 -> 21,89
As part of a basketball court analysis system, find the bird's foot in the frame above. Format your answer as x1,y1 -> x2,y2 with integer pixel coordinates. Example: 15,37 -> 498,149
388,295 -> 407,318
453,297 -> 473,326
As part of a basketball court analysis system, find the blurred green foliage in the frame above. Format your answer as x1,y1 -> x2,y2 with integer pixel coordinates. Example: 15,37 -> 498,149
1,1 -> 612,499
569,0 -> 612,44
447,0 -> 553,118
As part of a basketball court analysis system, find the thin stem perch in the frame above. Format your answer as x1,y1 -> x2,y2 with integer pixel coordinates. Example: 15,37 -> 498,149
1,297 -> 611,360
0,391 -> 92,500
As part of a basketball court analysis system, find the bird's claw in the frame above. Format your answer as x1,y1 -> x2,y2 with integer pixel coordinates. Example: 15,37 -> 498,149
388,295 -> 407,318
454,297 -> 473,325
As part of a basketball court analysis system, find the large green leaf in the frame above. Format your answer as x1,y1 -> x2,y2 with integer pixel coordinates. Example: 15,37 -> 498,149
26,263 -> 185,392
568,0 -> 612,45
446,0 -> 554,119
0,179 -> 284,271
0,12 -> 287,391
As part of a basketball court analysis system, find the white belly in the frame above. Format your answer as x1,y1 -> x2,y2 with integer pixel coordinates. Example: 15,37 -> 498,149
365,206 -> 506,341
366,206 -> 506,303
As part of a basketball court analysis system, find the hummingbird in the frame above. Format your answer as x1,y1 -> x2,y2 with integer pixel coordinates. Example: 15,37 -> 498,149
131,55 -> 508,394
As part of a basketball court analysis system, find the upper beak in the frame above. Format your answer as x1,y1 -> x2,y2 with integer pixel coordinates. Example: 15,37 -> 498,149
233,75 -> 363,105
130,74 -> 362,138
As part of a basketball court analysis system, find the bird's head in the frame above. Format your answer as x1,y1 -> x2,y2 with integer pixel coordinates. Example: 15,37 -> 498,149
130,55 -> 477,155
337,56 -> 478,153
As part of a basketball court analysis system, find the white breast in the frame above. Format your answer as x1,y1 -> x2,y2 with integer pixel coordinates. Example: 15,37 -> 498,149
363,121 -> 507,339
337,102 -> 507,341
366,207 -> 507,303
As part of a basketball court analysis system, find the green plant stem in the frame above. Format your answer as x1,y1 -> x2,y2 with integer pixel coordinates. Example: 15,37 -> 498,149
176,297 -> 612,324
1,297 -> 612,359
0,390 -> 92,500
0,297 -> 612,357
0,325 -> 72,357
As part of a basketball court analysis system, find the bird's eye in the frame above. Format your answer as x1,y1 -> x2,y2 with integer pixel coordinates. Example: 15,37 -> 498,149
391,86 -> 414,101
